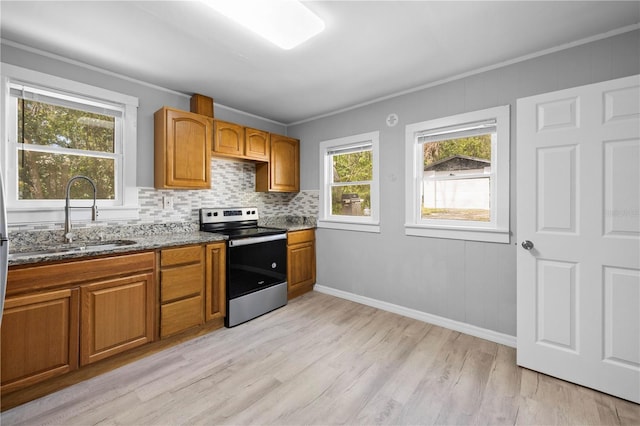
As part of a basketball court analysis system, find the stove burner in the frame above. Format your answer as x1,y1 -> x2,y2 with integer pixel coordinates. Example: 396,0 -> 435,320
199,207 -> 286,240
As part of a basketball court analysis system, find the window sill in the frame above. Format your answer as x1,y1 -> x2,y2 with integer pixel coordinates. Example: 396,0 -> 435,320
404,224 -> 510,243
7,206 -> 139,225
318,219 -> 380,233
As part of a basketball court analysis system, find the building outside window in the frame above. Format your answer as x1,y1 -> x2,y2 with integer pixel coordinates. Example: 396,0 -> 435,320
405,105 -> 510,243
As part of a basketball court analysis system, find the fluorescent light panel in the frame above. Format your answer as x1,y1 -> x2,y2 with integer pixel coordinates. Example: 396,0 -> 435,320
202,0 -> 325,50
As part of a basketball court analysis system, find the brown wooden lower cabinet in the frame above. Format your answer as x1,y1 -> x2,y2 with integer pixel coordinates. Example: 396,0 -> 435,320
1,251 -> 155,394
159,245 -> 205,338
205,242 -> 226,321
287,229 -> 316,299
1,243 -> 228,401
80,272 -> 155,366
0,288 -> 79,394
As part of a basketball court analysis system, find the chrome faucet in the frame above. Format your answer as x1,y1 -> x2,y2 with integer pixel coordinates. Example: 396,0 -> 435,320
64,176 -> 98,243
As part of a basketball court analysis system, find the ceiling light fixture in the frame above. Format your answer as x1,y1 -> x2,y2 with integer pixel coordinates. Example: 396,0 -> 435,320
201,0 -> 325,50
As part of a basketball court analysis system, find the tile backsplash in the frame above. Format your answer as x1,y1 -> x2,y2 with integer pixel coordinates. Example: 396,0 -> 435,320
8,157 -> 319,233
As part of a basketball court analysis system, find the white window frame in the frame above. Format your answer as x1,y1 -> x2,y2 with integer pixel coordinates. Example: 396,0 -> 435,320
318,131 -> 380,233
405,105 -> 510,243
0,63 -> 139,224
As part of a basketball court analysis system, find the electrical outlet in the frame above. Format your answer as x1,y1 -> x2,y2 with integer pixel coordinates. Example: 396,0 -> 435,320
162,196 -> 174,209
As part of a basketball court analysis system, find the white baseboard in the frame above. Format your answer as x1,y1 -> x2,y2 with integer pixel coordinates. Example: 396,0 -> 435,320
314,284 -> 517,348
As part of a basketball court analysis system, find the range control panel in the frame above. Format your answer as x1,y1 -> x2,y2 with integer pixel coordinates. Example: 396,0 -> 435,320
200,207 -> 259,224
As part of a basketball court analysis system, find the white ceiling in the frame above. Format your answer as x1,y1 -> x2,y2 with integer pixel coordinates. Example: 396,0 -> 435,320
1,1 -> 639,125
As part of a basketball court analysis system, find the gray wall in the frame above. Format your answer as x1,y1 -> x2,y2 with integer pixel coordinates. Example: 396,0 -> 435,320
3,30 -> 638,337
288,30 -> 640,337
0,43 -> 286,188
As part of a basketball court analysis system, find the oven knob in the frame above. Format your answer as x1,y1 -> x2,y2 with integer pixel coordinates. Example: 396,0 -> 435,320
246,210 -> 251,215
272,262 -> 277,269
252,210 -> 256,214
207,212 -> 212,217
213,212 -> 218,216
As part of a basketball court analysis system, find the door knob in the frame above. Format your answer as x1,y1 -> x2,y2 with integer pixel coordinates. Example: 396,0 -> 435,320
521,240 -> 534,250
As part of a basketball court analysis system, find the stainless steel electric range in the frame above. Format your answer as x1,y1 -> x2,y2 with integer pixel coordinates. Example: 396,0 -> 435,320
199,207 -> 287,327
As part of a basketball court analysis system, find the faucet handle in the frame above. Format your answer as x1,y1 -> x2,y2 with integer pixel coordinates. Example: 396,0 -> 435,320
65,232 -> 75,243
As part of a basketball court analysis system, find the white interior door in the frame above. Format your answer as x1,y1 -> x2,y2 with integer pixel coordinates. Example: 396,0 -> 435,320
516,75 -> 640,403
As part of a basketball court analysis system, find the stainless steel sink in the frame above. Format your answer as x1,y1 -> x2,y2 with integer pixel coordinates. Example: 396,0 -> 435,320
9,239 -> 137,259
75,240 -> 137,251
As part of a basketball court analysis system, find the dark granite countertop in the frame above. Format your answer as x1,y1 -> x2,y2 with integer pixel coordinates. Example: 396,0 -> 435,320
7,215 -> 316,267
8,231 -> 226,267
259,215 -> 316,231
283,224 -> 316,232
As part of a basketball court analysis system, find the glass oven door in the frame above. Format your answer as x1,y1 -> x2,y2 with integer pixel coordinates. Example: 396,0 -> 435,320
227,236 -> 287,300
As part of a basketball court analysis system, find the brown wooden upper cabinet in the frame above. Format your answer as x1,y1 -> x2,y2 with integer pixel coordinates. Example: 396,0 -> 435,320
213,120 -> 270,162
256,134 -> 300,192
213,120 -> 244,157
154,107 -> 212,189
244,127 -> 270,161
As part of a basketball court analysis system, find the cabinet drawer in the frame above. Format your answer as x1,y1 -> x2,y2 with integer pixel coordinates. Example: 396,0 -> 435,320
287,229 -> 315,245
161,245 -> 203,267
161,263 -> 203,303
7,251 -> 155,297
161,296 -> 203,338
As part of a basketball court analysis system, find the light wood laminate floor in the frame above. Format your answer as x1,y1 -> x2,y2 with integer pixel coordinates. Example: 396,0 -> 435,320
2,291 -> 639,425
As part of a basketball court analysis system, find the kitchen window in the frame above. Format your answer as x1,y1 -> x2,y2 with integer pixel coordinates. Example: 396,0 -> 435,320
405,105 -> 510,243
318,131 -> 380,233
1,63 -> 139,223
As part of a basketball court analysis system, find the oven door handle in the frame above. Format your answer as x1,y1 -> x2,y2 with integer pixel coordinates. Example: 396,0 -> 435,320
228,233 -> 287,247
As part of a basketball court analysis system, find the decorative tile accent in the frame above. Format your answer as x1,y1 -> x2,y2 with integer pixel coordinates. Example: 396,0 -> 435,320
8,157 -> 319,241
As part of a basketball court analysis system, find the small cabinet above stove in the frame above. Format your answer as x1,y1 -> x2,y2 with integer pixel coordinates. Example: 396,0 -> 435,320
211,117 -> 299,193
213,120 -> 270,162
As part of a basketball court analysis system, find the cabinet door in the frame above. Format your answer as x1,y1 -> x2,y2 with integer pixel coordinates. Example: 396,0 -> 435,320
287,230 -> 316,299
271,134 -> 300,192
245,127 -> 270,161
214,120 -> 244,156
155,107 -> 212,189
256,134 -> 300,192
1,288 -> 79,393
80,273 -> 154,366
205,242 -> 226,322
